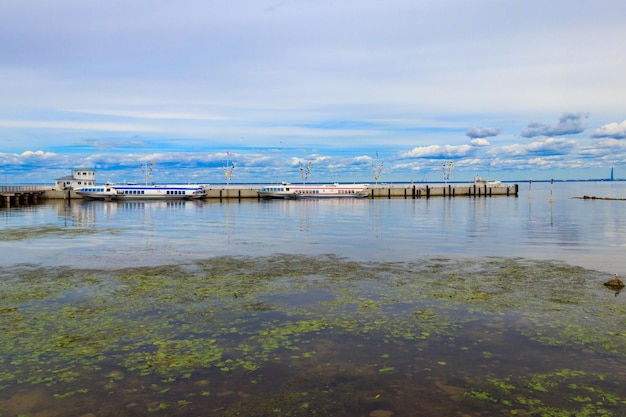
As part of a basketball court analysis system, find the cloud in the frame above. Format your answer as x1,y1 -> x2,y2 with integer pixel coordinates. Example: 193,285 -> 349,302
21,150 -> 57,158
499,138 -> 576,157
470,138 -> 490,147
0,119 -> 157,133
83,138 -> 147,150
521,112 -> 589,138
591,120 -> 626,139
466,127 -> 501,139
68,109 -> 234,121
398,144 -> 474,159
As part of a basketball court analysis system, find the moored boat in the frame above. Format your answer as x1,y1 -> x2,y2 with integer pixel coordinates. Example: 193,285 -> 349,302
76,183 -> 206,200
259,182 -> 370,199
258,183 -> 297,199
474,176 -> 502,187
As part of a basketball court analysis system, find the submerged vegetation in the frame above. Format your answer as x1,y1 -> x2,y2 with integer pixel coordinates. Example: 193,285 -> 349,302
0,225 -> 101,241
1,254 -> 625,416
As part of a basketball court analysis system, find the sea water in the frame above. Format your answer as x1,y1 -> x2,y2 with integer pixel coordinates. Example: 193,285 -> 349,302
2,181 -> 626,273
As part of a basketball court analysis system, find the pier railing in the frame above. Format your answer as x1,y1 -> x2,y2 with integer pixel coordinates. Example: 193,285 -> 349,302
0,185 -> 54,192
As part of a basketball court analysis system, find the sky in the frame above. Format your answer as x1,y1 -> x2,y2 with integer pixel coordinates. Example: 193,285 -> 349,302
2,0 -> 626,185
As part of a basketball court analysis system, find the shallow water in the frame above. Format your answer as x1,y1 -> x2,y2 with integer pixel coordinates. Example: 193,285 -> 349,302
2,181 -> 626,416
1,255 -> 625,416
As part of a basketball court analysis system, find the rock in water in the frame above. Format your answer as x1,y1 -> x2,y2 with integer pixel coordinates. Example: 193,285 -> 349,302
604,274 -> 625,288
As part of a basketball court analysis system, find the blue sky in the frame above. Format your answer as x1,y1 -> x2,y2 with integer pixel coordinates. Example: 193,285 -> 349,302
2,0 -> 626,184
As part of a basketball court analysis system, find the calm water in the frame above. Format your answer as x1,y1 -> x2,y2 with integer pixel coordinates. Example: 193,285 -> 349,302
2,181 -> 626,417
3,181 -> 626,273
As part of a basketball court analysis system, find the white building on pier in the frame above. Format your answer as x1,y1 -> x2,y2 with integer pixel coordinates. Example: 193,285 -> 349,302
55,168 -> 96,190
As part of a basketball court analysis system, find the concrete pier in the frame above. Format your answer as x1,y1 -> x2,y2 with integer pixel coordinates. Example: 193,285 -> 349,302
0,186 -> 49,208
202,186 -> 261,200
185,183 -> 519,200
370,183 -> 518,199
1,183 -> 518,206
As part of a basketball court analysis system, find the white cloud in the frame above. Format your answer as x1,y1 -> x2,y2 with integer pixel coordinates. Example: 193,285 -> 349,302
21,150 -> 57,157
68,109 -> 234,121
591,120 -> 626,139
499,138 -> 576,157
470,138 -> 490,147
398,145 -> 473,159
0,120 -> 158,133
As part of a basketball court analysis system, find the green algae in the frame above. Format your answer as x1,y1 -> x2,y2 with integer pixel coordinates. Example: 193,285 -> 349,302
466,368 -> 626,416
1,255 -> 625,416
0,225 -> 101,241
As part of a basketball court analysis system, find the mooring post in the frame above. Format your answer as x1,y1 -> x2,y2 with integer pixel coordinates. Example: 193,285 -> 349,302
426,185 -> 430,198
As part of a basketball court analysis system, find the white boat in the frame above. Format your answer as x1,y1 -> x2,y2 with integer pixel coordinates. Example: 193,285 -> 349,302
474,176 -> 502,187
259,183 -> 370,199
76,183 -> 207,200
258,184 -> 297,199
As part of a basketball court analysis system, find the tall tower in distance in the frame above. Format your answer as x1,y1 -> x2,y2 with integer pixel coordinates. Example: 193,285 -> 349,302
610,166 -> 614,181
